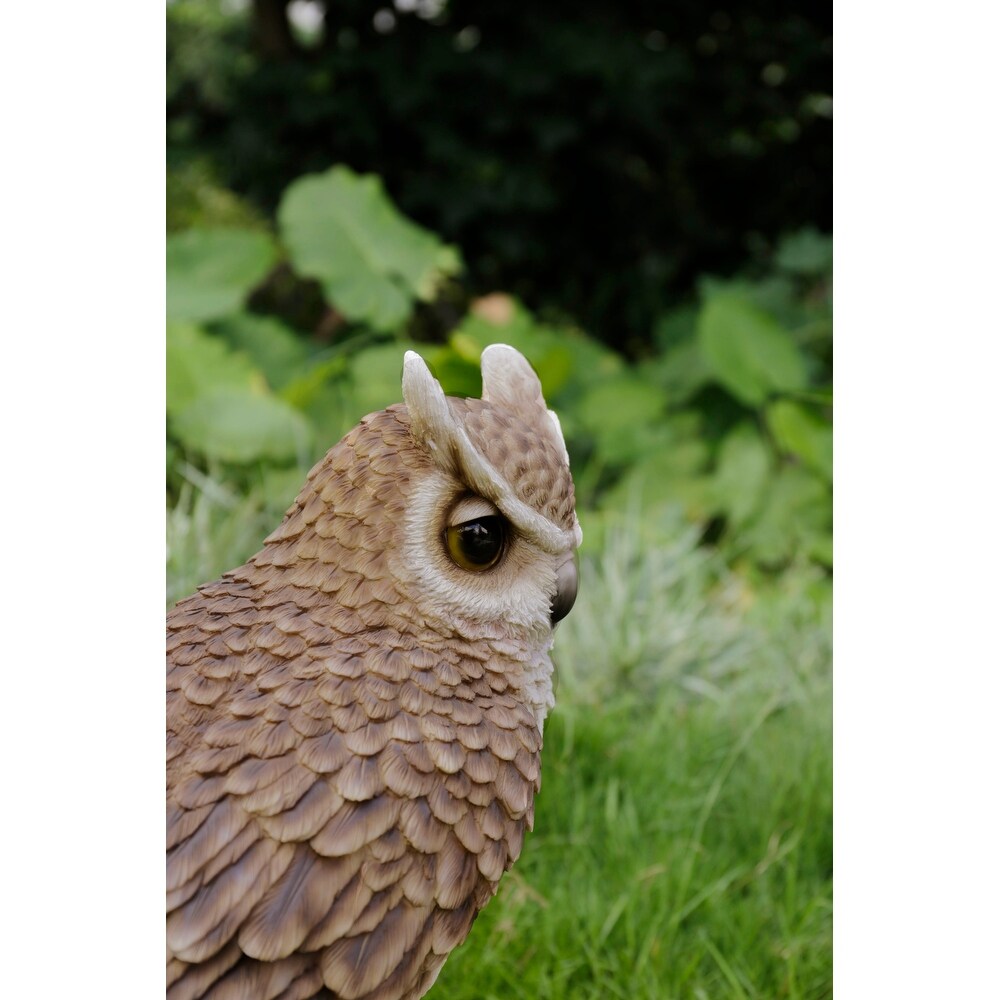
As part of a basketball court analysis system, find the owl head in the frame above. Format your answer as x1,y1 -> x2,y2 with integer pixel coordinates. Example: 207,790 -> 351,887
396,344 -> 581,638
253,344 -> 580,685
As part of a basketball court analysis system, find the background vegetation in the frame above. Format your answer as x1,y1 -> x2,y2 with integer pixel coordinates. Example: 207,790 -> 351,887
167,3 -> 832,996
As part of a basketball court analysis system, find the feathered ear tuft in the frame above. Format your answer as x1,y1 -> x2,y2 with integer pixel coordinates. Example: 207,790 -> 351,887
482,344 -> 570,463
480,344 -> 546,415
401,351 -> 461,474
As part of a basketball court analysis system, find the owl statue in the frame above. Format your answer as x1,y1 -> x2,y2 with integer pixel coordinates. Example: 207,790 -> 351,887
167,344 -> 581,1000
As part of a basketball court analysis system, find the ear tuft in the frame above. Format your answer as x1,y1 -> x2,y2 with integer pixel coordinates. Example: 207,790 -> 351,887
402,351 -> 453,455
480,344 -> 546,415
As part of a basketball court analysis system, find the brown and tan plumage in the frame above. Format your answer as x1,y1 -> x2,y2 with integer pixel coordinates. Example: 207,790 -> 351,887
167,345 -> 581,1000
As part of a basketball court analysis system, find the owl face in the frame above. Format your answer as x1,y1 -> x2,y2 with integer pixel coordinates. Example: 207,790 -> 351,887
395,347 -> 581,645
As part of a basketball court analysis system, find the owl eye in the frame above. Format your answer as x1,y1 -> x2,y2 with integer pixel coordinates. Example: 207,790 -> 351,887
445,516 -> 506,572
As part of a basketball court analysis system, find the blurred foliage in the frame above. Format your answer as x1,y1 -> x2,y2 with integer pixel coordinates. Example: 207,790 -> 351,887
166,13 -> 831,988
167,23 -> 833,984
166,0 -> 831,349
166,163 -> 831,586
279,166 -> 462,330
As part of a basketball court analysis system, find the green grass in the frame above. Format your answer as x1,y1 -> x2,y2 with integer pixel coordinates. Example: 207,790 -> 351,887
167,477 -> 832,1000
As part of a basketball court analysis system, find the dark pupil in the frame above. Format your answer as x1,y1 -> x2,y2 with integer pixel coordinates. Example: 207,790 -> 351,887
458,517 -> 503,564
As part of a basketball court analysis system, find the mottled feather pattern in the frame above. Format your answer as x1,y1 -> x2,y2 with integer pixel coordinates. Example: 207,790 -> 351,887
168,372 -> 576,1000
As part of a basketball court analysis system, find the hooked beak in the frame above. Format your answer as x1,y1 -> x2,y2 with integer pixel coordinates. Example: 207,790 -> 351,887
550,550 -> 579,625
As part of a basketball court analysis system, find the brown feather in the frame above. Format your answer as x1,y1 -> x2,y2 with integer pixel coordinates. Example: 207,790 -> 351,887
320,902 -> 430,999
425,782 -> 467,826
256,779 -> 344,842
311,797 -> 401,857
399,798 -> 449,854
241,762 -> 316,817
352,926 -> 438,1000
424,739 -> 466,775
202,954 -> 313,1000
380,743 -> 440,799
434,833 -> 480,910
300,869 -> 373,950
430,899 -> 478,957
167,802 -> 214,852
298,731 -> 351,775
168,839 -> 295,962
167,798 -> 250,894
333,754 -> 387,802
240,848 -> 355,961
167,944 -> 242,1000
271,965 -> 326,1000
223,753 -> 298,796
350,883 -> 406,935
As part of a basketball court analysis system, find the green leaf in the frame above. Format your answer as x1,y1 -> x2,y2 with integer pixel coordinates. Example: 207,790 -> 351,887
287,378 -> 362,454
167,161 -> 267,233
774,227 -> 833,276
652,304 -> 698,351
211,312 -> 310,390
166,321 -> 264,417
420,347 -> 482,398
711,424 -> 772,528
166,228 -> 276,321
640,339 -> 712,405
278,166 -> 461,332
699,274 -> 799,323
766,400 -> 833,482
697,297 -> 808,407
348,342 -> 419,416
604,448 -> 713,522
260,465 -> 309,512
740,466 -> 831,567
808,534 -> 834,568
575,375 -> 667,466
599,412 -> 711,520
171,388 -> 312,464
279,354 -> 352,411
576,376 -> 665,436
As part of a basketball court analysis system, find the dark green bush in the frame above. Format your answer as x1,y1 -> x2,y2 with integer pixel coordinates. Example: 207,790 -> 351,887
167,0 -> 831,349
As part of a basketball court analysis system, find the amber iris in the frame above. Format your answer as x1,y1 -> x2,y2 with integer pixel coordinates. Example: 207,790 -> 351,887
446,516 -> 506,571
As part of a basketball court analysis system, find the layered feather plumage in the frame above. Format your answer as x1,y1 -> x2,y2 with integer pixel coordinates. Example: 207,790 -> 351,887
167,352 -> 579,1000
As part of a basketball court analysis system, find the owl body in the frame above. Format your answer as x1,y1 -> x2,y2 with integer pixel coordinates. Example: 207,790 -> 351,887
167,348 -> 581,1000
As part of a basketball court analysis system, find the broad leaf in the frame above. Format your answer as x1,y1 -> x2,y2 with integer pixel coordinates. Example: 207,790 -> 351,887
767,400 -> 833,482
605,448 -> 713,522
576,376 -> 664,435
166,321 -> 264,417
741,466 -> 831,567
775,227 -> 833,276
171,388 -> 312,464
260,466 -> 310,512
697,297 -> 808,407
420,347 -> 482,398
711,423 -> 772,528
576,375 -> 667,466
279,166 -> 461,331
211,312 -> 310,390
348,342 -> 419,416
641,339 -> 712,405
166,228 -> 276,321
